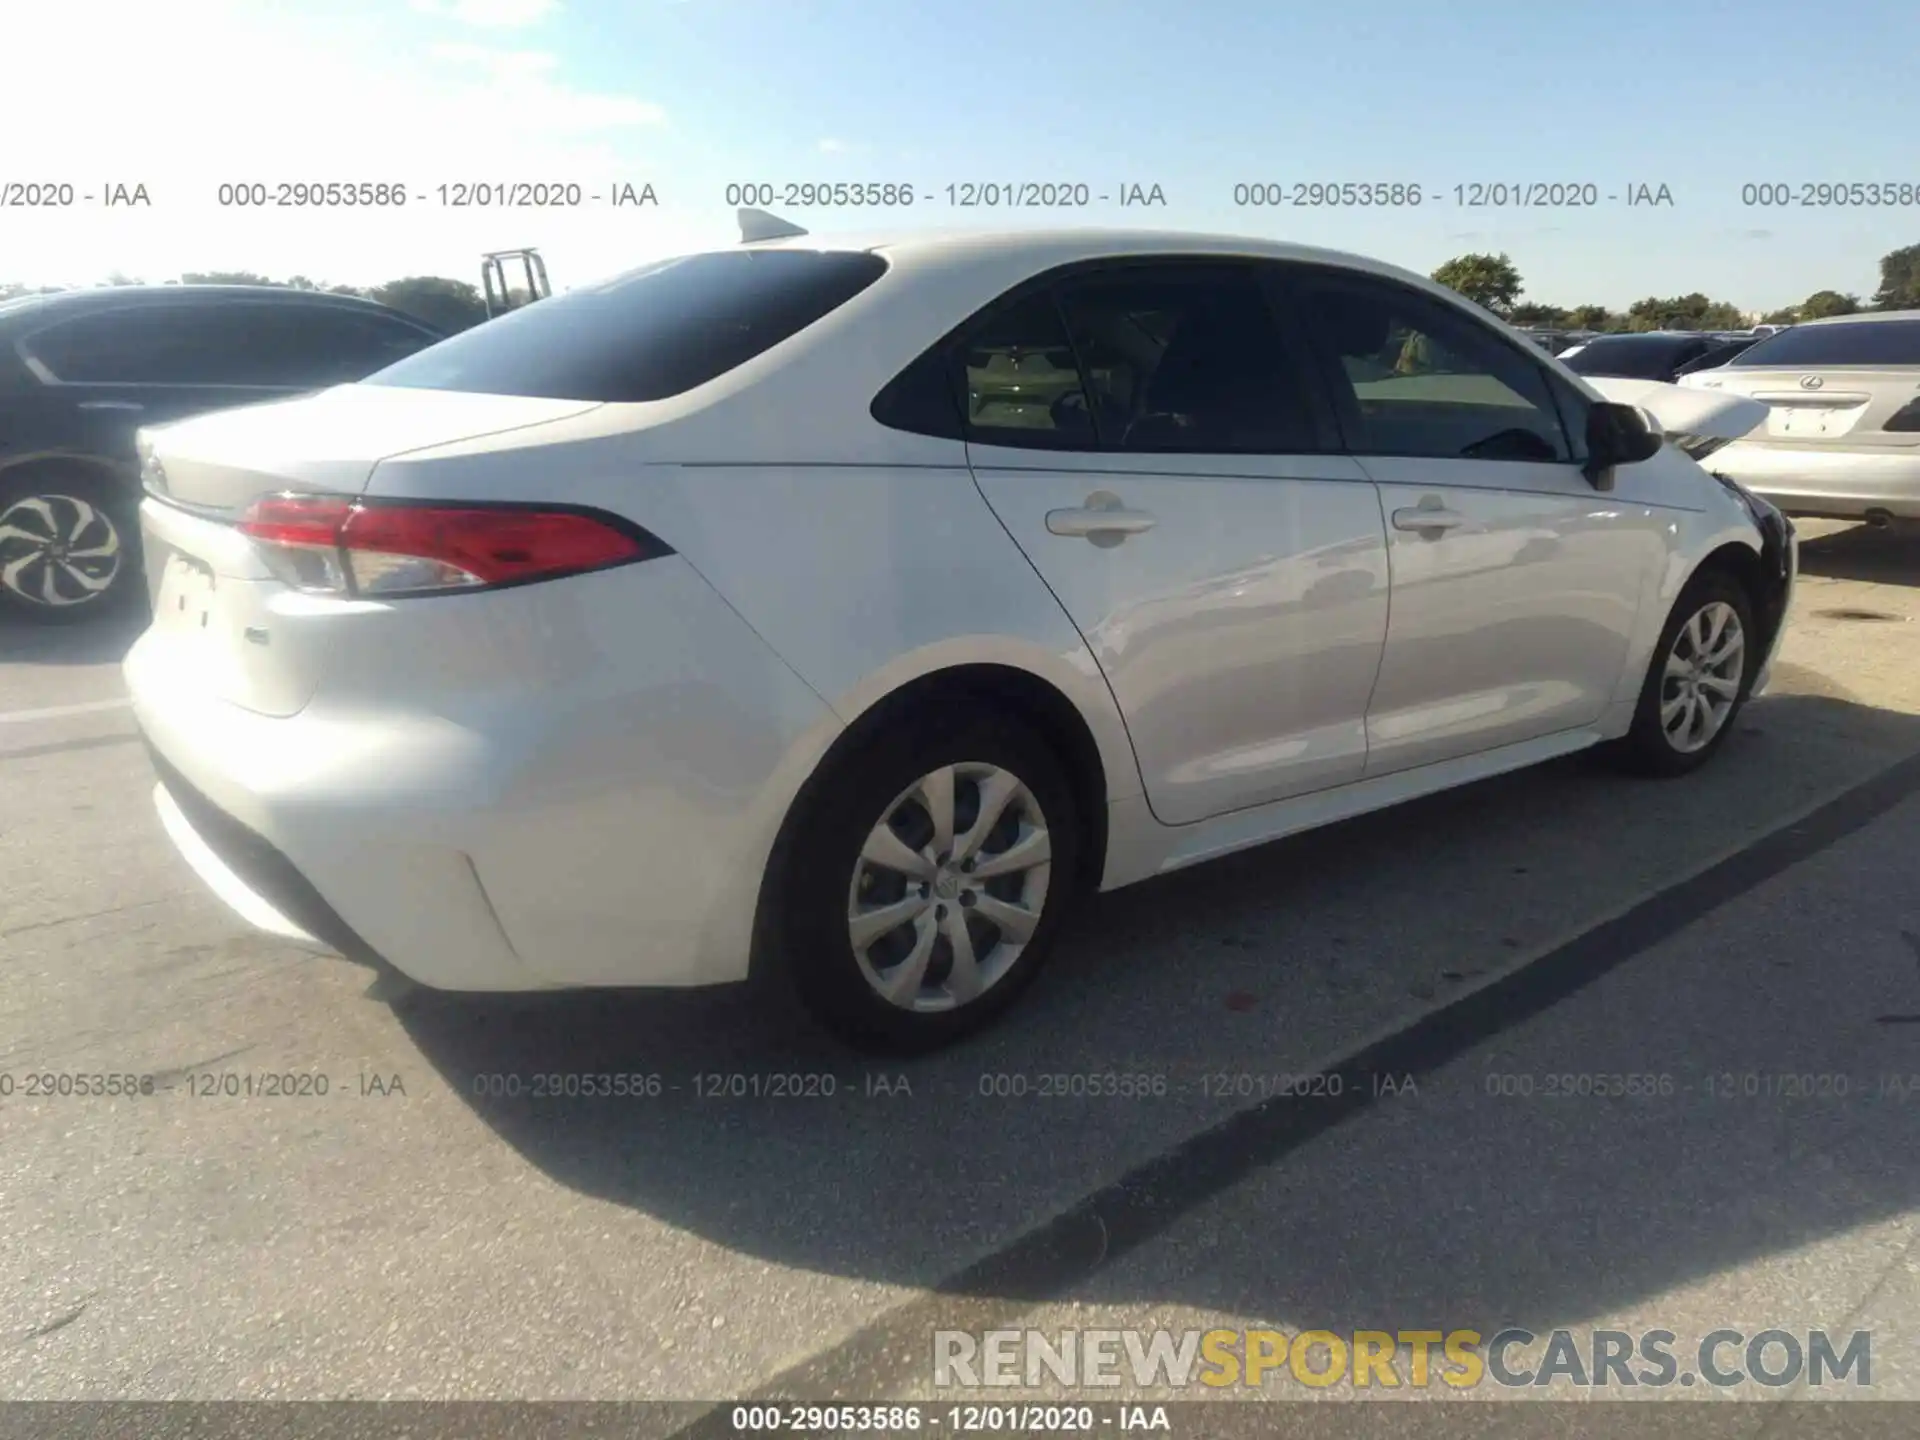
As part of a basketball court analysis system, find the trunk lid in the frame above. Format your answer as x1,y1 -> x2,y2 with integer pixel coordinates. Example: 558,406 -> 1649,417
141,384 -> 604,518
137,385 -> 603,718
1683,366 -> 1920,448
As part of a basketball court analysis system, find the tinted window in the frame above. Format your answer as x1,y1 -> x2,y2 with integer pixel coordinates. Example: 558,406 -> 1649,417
1728,320 -> 1920,367
21,302 -> 435,386
1561,334 -> 1700,379
957,291 -> 1093,447
367,250 -> 888,401
1054,266 -> 1323,453
254,307 -> 438,384
1292,276 -> 1572,461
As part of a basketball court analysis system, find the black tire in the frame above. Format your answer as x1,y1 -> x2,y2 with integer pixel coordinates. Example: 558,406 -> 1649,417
1604,567 -> 1756,777
0,466 -> 143,624
770,706 -> 1082,1054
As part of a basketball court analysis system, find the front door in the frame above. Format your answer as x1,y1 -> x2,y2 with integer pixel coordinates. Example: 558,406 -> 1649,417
1281,269 -> 1668,777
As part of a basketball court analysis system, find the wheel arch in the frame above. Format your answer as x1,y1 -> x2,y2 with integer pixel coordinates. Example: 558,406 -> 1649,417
747,658 -> 1126,986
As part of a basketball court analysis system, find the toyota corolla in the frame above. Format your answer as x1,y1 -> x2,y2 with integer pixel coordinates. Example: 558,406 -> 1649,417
126,219 -> 1795,1051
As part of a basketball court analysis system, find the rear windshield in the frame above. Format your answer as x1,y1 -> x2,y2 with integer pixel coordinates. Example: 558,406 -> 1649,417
1560,335 -> 1693,379
1728,320 -> 1920,368
365,249 -> 889,402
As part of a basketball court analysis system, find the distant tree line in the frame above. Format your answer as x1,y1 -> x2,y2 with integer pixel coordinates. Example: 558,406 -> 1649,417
1430,242 -> 1920,330
0,272 -> 498,334
8,240 -> 1919,337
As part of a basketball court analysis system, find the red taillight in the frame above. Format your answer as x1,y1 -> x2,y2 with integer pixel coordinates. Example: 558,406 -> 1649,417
238,494 -> 666,597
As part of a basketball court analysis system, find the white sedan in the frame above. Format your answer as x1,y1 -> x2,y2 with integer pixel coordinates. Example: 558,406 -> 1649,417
126,218 -> 1796,1051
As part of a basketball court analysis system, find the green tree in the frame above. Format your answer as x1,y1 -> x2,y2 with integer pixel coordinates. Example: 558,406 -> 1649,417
1432,252 -> 1523,315
1625,292 -> 1746,332
1871,243 -> 1920,310
1798,289 -> 1860,319
1508,302 -> 1569,327
1563,304 -> 1621,331
368,275 -> 489,333
1759,306 -> 1799,326
180,270 -> 277,286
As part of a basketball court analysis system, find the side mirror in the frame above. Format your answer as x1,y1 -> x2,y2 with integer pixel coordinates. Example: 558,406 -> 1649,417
1583,401 -> 1663,487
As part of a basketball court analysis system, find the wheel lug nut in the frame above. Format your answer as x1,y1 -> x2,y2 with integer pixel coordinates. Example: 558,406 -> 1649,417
960,892 -> 976,908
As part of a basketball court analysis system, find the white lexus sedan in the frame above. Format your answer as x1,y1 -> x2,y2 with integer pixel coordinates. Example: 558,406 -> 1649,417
126,220 -> 1796,1051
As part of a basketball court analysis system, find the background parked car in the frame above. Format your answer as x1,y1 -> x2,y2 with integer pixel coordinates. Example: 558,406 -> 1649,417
0,286 -> 444,623
1681,309 -> 1920,524
1557,331 -> 1759,383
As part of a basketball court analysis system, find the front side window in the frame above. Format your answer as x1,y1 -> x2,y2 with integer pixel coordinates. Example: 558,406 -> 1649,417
1291,274 -> 1573,461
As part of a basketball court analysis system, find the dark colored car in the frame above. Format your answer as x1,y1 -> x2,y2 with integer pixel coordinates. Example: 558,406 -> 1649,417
0,286 -> 444,623
1559,331 -> 1760,385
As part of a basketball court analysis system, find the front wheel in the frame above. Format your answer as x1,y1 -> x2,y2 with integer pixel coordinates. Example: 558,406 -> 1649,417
1605,569 -> 1755,777
0,468 -> 142,624
771,709 -> 1082,1053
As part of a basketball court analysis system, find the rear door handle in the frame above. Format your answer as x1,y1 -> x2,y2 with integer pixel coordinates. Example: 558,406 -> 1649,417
1391,504 -> 1465,534
1046,490 -> 1157,544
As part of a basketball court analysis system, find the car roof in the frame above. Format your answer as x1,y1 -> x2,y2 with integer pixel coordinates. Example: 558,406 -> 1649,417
731,224 -> 1467,299
1794,308 -> 1920,328
0,284 -> 430,331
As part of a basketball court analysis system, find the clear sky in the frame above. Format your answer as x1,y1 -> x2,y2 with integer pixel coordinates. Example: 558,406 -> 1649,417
6,0 -> 1917,314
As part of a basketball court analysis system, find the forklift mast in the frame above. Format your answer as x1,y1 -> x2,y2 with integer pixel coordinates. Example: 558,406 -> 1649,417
480,248 -> 551,318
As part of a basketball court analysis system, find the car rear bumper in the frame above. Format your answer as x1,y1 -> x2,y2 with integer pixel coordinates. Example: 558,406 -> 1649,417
1710,442 -> 1920,519
126,554 -> 844,992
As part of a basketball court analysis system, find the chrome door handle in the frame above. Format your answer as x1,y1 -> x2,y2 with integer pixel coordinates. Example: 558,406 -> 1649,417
1391,505 -> 1465,534
1046,490 -> 1157,543
77,400 -> 145,412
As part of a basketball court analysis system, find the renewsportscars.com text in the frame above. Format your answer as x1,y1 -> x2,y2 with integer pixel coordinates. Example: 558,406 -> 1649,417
933,1327 -> 1872,1390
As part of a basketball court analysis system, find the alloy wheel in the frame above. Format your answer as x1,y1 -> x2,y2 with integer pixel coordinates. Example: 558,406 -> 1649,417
0,493 -> 124,609
846,761 -> 1052,1012
1660,600 -> 1745,754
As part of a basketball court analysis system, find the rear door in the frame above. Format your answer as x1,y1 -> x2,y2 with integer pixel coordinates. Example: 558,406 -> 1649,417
961,259 -> 1390,826
1279,266 -> 1668,777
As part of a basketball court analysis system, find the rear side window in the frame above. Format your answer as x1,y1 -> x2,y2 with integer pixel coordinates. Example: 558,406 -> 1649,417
21,302 -> 436,386
956,291 -> 1094,448
1728,320 -> 1920,367
366,250 -> 889,401
1055,265 -> 1325,453
944,262 -> 1328,454
24,307 -> 238,384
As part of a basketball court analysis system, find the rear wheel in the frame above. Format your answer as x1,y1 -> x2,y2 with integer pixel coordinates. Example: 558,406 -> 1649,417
771,708 -> 1081,1053
1606,568 -> 1755,777
0,468 -> 142,624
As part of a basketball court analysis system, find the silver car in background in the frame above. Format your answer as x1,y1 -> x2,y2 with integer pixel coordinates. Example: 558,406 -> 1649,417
1681,311 -> 1920,523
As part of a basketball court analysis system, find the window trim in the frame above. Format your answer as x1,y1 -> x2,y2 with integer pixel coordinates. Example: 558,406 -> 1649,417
16,299 -> 441,389
1269,262 -> 1580,464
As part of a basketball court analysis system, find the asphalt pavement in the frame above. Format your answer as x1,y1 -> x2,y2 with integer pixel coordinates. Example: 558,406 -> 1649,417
3,520 -> 1920,1422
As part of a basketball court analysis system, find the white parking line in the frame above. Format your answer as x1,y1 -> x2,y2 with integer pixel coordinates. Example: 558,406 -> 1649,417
0,697 -> 133,725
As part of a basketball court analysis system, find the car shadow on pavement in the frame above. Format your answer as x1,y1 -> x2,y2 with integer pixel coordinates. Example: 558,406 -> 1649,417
388,690 -> 1920,1340
0,604 -> 149,666
1795,522 -> 1920,589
